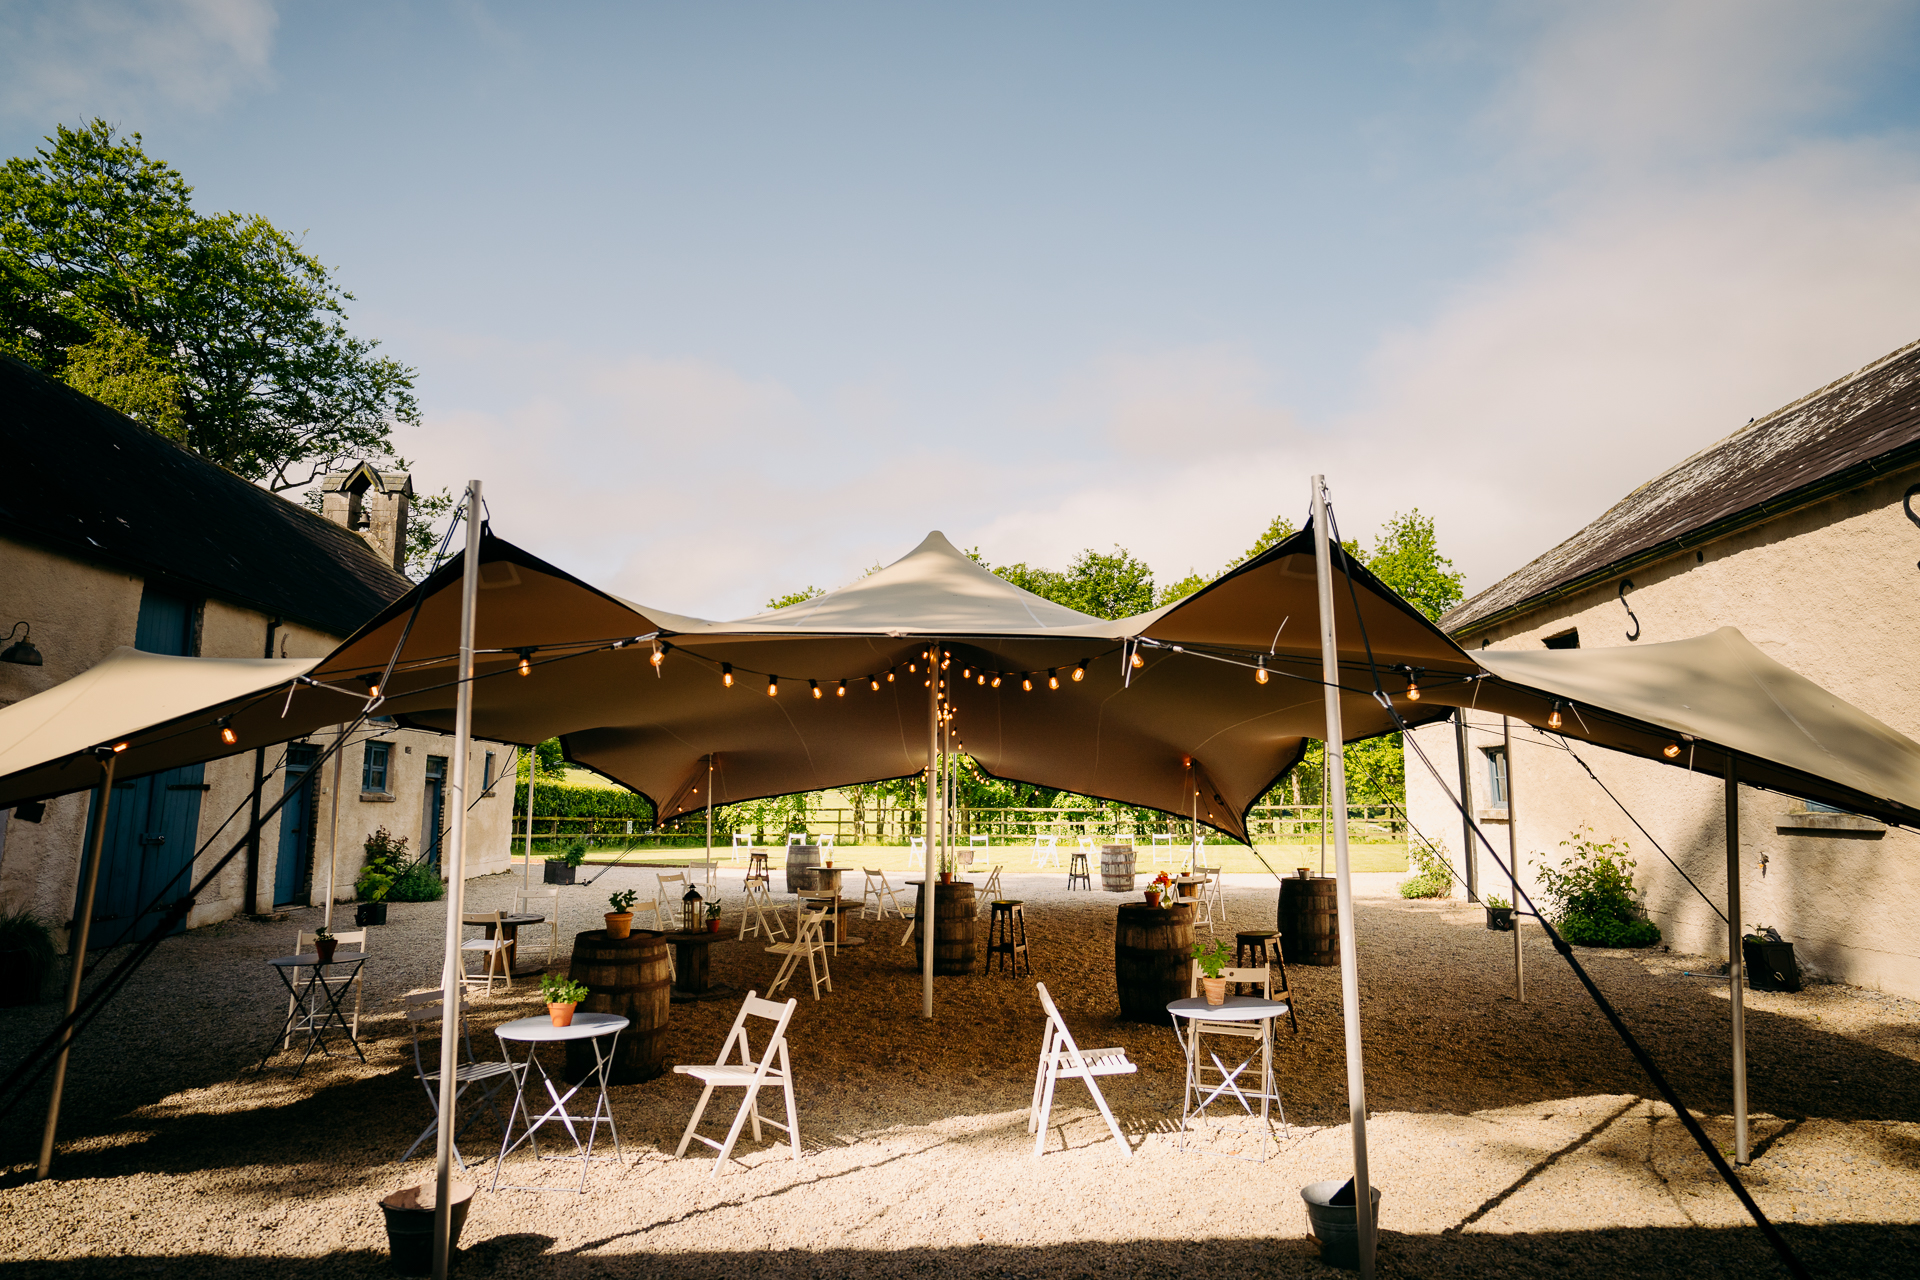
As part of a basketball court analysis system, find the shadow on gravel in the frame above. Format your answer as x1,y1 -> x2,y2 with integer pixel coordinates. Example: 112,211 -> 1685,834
4,1224 -> 1918,1280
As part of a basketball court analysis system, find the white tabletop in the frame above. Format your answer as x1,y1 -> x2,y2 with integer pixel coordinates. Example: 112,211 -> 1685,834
1167,996 -> 1287,1022
496,1012 -> 628,1043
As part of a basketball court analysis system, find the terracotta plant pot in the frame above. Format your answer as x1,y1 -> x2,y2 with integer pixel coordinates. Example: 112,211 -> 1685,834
605,912 -> 633,939
1202,976 -> 1227,1006
939,872 -> 953,884
1144,890 -> 1162,908
548,1001 -> 577,1027
314,938 -> 338,963
707,919 -> 720,933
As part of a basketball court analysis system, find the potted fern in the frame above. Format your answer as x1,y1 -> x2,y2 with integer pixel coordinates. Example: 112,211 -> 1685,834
605,889 -> 637,939
545,838 -> 588,885
542,973 -> 590,1026
354,827 -> 407,926
1193,938 -> 1230,1005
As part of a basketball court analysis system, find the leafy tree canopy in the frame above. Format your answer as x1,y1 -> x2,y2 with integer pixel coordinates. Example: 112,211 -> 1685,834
1,120 -> 418,491
767,586 -> 826,610
1362,509 -> 1465,621
992,545 -> 1155,620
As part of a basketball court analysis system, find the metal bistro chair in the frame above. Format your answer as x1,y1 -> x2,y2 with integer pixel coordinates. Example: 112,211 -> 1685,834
672,991 -> 802,1175
512,887 -> 562,969
402,988 -> 523,1169
287,928 -> 368,1049
459,913 -> 513,996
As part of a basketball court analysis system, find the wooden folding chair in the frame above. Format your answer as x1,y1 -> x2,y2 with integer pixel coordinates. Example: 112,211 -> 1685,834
976,865 -> 1004,916
1031,834 -> 1060,868
1029,982 -> 1135,1158
738,876 -> 788,942
796,890 -> 842,955
765,905 -> 832,1000
730,832 -> 753,863
1150,833 -> 1176,866
672,991 -> 802,1175
861,867 -> 905,920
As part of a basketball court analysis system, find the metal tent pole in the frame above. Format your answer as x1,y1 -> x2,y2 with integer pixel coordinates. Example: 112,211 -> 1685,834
1505,715 -> 1522,1003
923,642 -> 938,1019
1311,474 -> 1374,1280
432,481 -> 481,1280
323,728 -> 346,930
706,753 -> 715,894
522,745 -> 536,896
1727,755 -> 1749,1165
1454,709 -> 1477,902
37,751 -> 116,1180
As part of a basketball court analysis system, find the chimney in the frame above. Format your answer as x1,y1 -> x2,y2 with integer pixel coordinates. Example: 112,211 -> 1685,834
319,462 -> 413,574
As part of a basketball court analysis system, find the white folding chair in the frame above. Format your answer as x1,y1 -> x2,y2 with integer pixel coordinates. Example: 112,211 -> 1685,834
459,912 -> 513,996
788,832 -> 809,847
731,832 -> 753,863
1150,833 -> 1176,866
765,904 -> 832,1000
1112,830 -> 1136,848
908,835 -> 925,871
654,873 -> 688,978
1190,864 -> 1224,932
512,887 -> 561,969
1029,982 -> 1135,1158
739,876 -> 789,942
795,890 -> 841,955
976,865 -> 1004,917
861,867 -> 905,921
401,988 -> 523,1168
672,991 -> 802,1175
287,928 -> 368,1048
1031,834 -> 1060,868
818,832 -> 836,854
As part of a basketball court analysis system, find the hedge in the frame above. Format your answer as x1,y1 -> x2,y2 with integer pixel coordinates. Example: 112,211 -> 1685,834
515,780 -> 654,821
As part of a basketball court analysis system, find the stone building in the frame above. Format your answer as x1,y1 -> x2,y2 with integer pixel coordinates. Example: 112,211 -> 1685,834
0,355 -> 516,950
1406,338 -> 1920,999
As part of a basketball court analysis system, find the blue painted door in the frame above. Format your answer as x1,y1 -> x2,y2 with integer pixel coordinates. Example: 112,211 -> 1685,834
274,744 -> 318,907
422,755 -> 447,868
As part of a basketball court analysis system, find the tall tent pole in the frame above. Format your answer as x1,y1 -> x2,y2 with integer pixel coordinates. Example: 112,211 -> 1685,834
323,727 -> 346,930
1454,709 -> 1478,902
37,751 -> 116,1180
706,753 -> 715,894
922,642 -> 938,1018
1504,715 -> 1522,1003
432,481 -> 481,1280
1311,474 -> 1374,1280
1727,754 -> 1749,1165
522,744 -> 535,896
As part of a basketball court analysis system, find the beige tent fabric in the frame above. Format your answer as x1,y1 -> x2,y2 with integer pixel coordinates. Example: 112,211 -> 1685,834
1426,628 -> 1920,827
0,648 -> 333,807
293,528 -> 1474,842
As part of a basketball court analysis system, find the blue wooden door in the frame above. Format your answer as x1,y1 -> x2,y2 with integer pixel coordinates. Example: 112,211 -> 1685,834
274,744 -> 318,907
421,755 -> 447,868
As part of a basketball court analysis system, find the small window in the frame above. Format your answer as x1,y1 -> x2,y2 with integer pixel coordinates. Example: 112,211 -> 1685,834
1482,746 -> 1509,807
1805,800 -> 1845,814
484,751 -> 497,792
1542,630 -> 1580,650
362,741 -> 391,793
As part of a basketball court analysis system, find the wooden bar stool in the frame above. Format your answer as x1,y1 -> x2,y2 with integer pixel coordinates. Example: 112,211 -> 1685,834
984,900 -> 1030,976
1234,929 -> 1298,1033
745,851 -> 771,887
1066,851 -> 1091,891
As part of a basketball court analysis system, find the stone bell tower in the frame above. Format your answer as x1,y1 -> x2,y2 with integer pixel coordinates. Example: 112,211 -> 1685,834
319,462 -> 413,574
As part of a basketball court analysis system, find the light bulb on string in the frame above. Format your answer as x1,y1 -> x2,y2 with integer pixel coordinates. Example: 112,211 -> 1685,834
991,676 -> 1001,688
907,662 -> 916,674
1130,651 -> 1143,669
836,680 -> 847,697
870,676 -> 880,691
218,719 -> 237,745
887,668 -> 896,682
1402,666 -> 1421,701
722,663 -> 734,688
517,649 -> 533,677
1662,742 -> 1681,759
810,680 -> 822,699
1022,676 -> 1033,692
1048,669 -> 1059,690
651,641 -> 667,668
767,675 -> 779,697
112,741 -> 128,753
962,667 -> 971,679
1255,656 -> 1269,685
1071,664 -> 1084,682
977,674 -> 985,685
1547,701 -> 1564,730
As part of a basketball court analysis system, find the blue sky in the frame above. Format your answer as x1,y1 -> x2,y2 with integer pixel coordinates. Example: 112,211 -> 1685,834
7,2 -> 1920,618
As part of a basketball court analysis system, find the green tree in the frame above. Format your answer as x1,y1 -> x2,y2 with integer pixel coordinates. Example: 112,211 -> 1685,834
1,120 -> 418,490
992,545 -> 1155,620
766,586 -> 825,610
1364,509 -> 1465,621
1236,514 -> 1299,565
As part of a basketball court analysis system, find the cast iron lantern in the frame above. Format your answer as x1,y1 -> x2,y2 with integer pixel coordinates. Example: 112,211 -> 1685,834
2,622 -> 43,666
681,884 -> 704,934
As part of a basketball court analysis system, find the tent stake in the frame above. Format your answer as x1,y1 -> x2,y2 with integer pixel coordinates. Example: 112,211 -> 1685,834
1727,754 -> 1748,1165
1505,715 -> 1522,1004
1454,709 -> 1477,902
433,481 -> 481,1280
1311,474 -> 1374,1280
36,751 -> 115,1180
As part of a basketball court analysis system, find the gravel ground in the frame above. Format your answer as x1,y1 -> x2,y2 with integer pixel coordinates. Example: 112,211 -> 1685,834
1,864 -> 1916,1278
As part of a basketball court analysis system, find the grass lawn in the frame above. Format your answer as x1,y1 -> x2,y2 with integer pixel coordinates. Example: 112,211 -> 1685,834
513,841 -> 1408,875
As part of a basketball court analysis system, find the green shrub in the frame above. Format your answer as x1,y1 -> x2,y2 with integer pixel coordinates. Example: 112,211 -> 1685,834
0,910 -> 59,1002
355,826 -> 410,902
386,859 -> 447,902
515,780 -> 653,821
1399,839 -> 1452,899
546,838 -> 589,868
1534,827 -> 1660,948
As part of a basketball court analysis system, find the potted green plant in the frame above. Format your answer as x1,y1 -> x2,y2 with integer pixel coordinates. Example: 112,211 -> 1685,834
1743,924 -> 1802,992
1193,937 -> 1231,1005
354,827 -> 408,926
541,973 -> 590,1026
605,888 -> 637,939
1484,894 -> 1514,931
312,925 -> 338,963
0,910 -> 57,1007
544,838 -> 588,885
706,902 -> 722,933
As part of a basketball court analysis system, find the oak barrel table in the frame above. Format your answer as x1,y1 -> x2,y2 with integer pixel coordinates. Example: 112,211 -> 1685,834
565,929 -> 670,1083
1115,901 -> 1194,1024
1278,875 -> 1339,966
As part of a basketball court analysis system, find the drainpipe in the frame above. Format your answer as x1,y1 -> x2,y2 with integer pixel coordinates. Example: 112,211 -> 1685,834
244,617 -> 281,916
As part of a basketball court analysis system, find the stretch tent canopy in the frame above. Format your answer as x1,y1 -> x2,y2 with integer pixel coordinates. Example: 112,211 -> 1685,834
1424,628 -> 1920,829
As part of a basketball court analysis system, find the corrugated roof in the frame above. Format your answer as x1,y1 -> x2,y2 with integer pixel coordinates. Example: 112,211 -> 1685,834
0,353 -> 412,637
1445,338 -> 1920,636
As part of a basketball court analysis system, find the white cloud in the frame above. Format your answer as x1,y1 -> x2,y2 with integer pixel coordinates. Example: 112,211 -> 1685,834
1,0 -> 277,122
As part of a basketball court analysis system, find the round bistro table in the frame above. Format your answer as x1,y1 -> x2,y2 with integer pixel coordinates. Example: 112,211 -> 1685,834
261,951 -> 369,1075
492,1012 -> 627,1193
1166,995 -> 1288,1160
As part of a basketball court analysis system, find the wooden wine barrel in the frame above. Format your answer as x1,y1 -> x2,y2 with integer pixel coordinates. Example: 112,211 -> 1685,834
565,929 -> 671,1083
932,881 -> 976,974
1279,877 -> 1339,966
1114,902 -> 1194,1024
785,845 -> 821,894
1099,845 -> 1137,893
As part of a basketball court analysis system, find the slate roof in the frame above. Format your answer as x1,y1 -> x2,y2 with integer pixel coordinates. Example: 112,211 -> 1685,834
0,353 -> 412,638
1444,338 -> 1920,637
